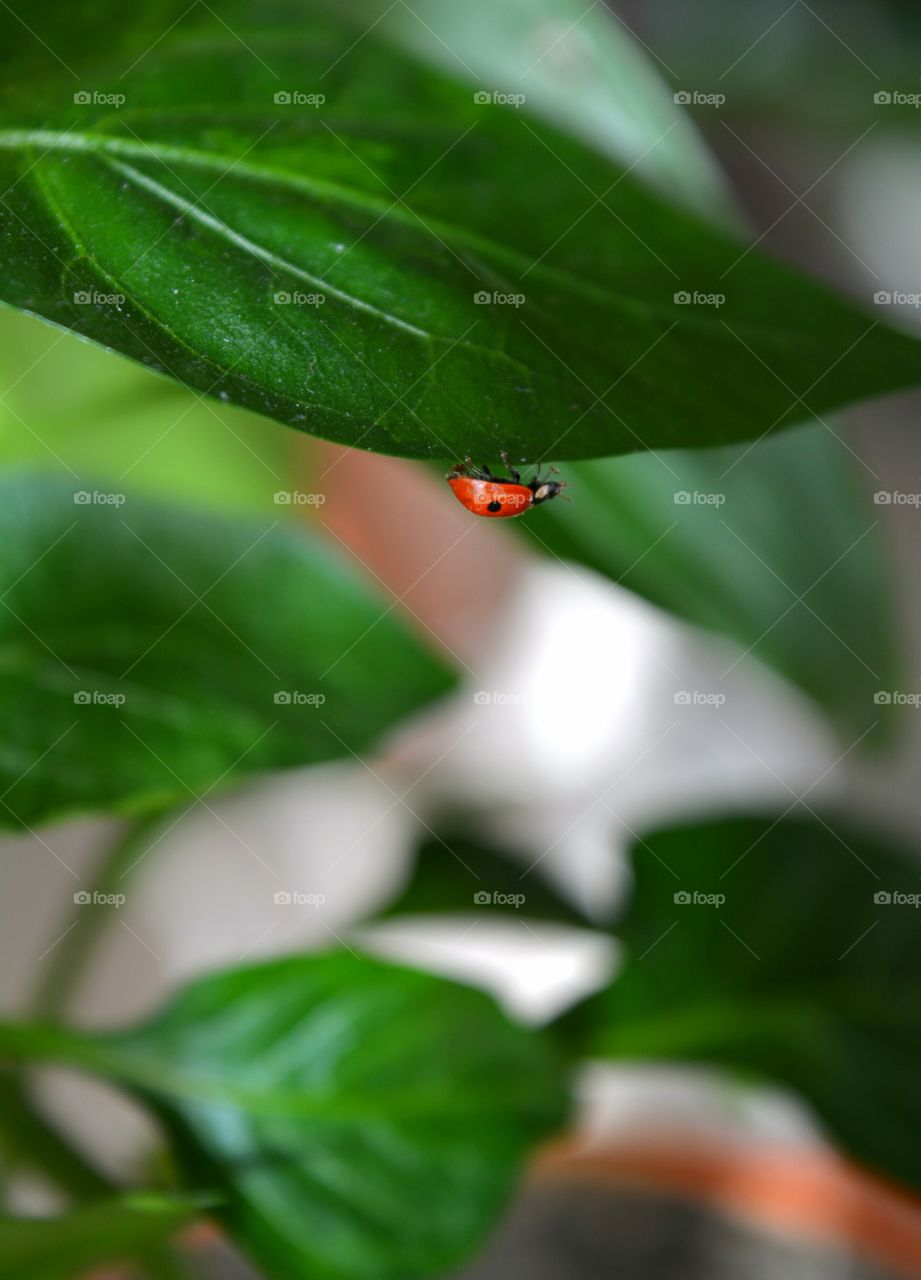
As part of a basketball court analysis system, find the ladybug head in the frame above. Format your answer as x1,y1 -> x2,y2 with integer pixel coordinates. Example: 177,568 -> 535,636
530,479 -> 565,505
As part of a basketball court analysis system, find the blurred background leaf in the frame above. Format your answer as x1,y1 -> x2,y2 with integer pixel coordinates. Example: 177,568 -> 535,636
0,306 -> 292,512
0,473 -> 453,829
379,829 -> 593,927
325,0 -> 732,220
0,1193 -> 206,1280
519,425 -> 896,740
561,812 -> 921,1191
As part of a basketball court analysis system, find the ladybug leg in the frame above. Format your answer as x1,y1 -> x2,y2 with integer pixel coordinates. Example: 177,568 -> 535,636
500,450 -> 521,483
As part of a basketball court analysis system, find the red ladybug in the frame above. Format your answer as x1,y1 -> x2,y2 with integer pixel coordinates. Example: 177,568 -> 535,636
446,452 -> 566,519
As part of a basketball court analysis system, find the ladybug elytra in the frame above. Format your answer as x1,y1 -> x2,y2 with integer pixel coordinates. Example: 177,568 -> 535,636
446,452 -> 566,519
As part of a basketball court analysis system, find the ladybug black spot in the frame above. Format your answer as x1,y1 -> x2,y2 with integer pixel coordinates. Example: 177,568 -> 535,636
487,500 -> 502,513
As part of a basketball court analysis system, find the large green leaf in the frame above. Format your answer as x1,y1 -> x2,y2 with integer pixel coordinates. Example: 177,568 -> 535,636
0,1195 -> 206,1280
0,473 -> 451,829
0,952 -> 567,1280
562,814 -> 921,1191
0,1 -> 919,461
519,424 -> 896,739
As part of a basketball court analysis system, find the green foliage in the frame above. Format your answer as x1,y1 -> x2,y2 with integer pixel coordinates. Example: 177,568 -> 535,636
0,952 -> 567,1280
1,0 -> 919,461
0,1194 -> 205,1280
562,814 -> 921,1190
380,830 -> 593,926
520,425 -> 896,738
0,473 -> 451,828
0,2 -> 919,1278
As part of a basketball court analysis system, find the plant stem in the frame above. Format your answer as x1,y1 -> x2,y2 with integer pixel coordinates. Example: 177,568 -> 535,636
36,813 -> 169,1017
0,1068 -> 113,1199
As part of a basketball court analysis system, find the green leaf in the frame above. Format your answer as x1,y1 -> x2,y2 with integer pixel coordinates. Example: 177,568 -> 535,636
1,1 -> 919,461
519,424 -> 896,740
562,813 -> 921,1191
326,0 -> 731,220
0,952 -> 568,1280
380,830 -> 593,926
0,1194 -> 205,1280
0,473 -> 452,829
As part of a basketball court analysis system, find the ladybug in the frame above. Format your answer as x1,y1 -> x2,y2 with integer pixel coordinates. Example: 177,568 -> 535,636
446,452 -> 566,519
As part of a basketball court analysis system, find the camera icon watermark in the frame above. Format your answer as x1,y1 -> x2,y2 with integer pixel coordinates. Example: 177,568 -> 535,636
273,490 -> 326,506
873,889 -> 921,906
474,290 -> 526,308
73,290 -> 125,307
272,290 -> 325,307
674,690 -> 726,708
273,889 -> 327,906
74,690 -> 126,707
873,290 -> 921,307
874,90 -> 921,107
674,490 -> 725,507
473,690 -> 526,706
674,889 -> 725,907
74,490 -> 126,507
473,90 -> 526,108
273,690 -> 326,706
473,889 -> 526,909
873,491 -> 921,506
273,90 -> 325,107
874,690 -> 921,707
74,89 -> 125,108
74,889 -> 126,907
674,90 -> 726,108
674,290 -> 725,308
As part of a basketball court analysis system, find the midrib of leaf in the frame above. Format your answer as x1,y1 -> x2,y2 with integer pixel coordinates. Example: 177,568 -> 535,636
0,127 -> 827,353
21,131 -> 552,389
0,1014 -> 551,1118
106,155 -> 431,341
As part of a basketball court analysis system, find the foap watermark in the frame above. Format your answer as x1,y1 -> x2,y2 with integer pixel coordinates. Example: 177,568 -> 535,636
674,889 -> 725,907
474,889 -> 525,909
674,290 -> 725,308
674,90 -> 725,108
274,690 -> 326,706
273,290 -> 326,307
473,90 -> 526,108
74,290 -> 125,307
674,690 -> 726,708
74,890 -> 126,907
674,490 -> 725,507
74,489 -> 125,506
874,90 -> 921,107
874,290 -> 921,307
274,90 -> 326,107
874,890 -> 921,907
74,89 -> 125,108
474,290 -> 526,308
874,691 -> 921,708
74,690 -> 126,707
462,485 -> 531,514
274,490 -> 326,506
473,690 -> 526,706
274,890 -> 327,906
874,491 -> 921,507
